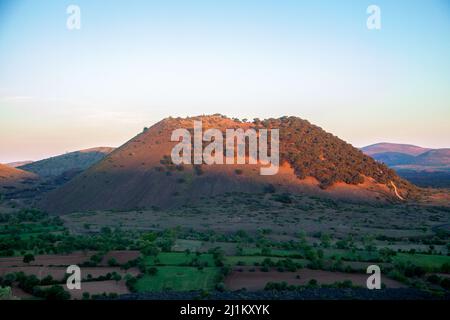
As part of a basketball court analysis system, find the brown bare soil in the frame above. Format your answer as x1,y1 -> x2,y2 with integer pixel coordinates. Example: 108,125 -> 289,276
0,266 -> 139,280
224,267 -> 406,291
0,250 -> 139,268
0,251 -> 95,267
100,250 -> 140,265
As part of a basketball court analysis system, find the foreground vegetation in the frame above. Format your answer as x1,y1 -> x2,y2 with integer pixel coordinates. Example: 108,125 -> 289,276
0,192 -> 449,299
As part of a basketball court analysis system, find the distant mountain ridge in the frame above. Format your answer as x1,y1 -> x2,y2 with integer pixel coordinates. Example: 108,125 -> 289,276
361,143 -> 432,156
414,149 -> 450,167
361,143 -> 450,188
361,143 -> 450,171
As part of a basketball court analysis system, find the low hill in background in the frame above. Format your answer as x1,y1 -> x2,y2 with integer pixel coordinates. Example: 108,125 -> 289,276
366,152 -> 416,166
361,143 -> 450,188
0,148 -> 115,203
361,143 -> 431,156
414,149 -> 450,167
19,147 -> 115,178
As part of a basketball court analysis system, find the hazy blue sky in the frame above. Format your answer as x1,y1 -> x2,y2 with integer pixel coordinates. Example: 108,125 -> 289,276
0,0 -> 449,162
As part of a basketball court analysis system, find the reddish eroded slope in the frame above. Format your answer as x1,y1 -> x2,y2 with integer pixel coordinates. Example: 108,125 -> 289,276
39,115 -> 419,214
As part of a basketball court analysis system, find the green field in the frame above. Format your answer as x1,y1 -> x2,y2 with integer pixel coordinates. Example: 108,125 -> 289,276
135,266 -> 220,292
0,231 -> 64,240
323,249 -> 381,262
393,253 -> 450,270
0,226 -> 64,240
144,252 -> 215,266
0,224 -> 65,240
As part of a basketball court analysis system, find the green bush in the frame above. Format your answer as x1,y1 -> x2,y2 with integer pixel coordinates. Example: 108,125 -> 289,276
23,253 -> 35,264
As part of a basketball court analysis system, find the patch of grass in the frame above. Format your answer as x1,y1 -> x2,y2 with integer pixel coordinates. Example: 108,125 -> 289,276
0,231 -> 64,240
135,266 -> 220,292
144,252 -> 215,266
0,223 -> 65,240
0,223 -> 63,234
393,253 -> 450,270
323,249 -> 381,262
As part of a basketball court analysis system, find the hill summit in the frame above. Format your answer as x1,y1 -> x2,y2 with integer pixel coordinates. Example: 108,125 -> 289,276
39,115 -> 418,214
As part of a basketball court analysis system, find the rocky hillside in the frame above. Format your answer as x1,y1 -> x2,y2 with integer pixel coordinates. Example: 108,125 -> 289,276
39,115 -> 418,214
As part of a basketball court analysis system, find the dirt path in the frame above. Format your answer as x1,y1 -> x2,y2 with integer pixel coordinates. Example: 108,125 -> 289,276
390,181 -> 405,200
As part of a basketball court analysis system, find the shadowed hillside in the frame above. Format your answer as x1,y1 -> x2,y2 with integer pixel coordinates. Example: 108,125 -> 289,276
367,152 -> 416,166
19,147 -> 115,178
39,115 -> 418,214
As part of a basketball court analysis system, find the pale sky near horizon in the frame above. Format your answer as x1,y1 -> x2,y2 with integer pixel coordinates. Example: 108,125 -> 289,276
1,0 -> 449,163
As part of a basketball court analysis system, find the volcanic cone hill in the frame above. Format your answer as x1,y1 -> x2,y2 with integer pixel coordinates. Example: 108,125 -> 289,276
39,115 -> 419,214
